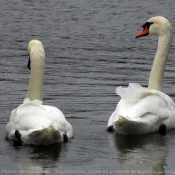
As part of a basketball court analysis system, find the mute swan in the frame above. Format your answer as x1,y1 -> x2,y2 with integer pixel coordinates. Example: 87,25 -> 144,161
107,16 -> 175,135
6,40 -> 73,145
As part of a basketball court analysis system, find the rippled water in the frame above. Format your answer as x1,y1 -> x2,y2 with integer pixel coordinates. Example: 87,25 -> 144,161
1,0 -> 175,175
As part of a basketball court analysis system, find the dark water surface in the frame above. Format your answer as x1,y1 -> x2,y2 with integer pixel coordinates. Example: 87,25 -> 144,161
1,0 -> 175,175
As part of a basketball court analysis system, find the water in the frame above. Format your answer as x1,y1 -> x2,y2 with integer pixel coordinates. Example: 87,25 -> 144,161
0,0 -> 175,174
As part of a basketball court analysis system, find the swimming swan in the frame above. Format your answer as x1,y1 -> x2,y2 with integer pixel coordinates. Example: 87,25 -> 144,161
6,40 -> 73,145
107,16 -> 175,135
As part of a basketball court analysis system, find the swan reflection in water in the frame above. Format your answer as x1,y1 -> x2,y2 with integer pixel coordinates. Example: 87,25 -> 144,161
8,141 -> 64,175
113,130 -> 175,175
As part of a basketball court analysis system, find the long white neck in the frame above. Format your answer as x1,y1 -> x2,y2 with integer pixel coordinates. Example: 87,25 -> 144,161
148,32 -> 172,91
26,47 -> 45,101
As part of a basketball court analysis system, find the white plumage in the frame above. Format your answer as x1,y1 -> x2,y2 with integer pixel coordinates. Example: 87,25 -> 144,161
108,83 -> 175,134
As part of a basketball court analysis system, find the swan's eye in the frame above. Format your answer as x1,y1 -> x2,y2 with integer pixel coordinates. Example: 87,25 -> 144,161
143,22 -> 153,29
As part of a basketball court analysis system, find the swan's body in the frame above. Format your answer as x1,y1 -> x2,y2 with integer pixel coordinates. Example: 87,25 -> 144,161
108,83 -> 175,134
107,16 -> 175,135
6,40 -> 73,145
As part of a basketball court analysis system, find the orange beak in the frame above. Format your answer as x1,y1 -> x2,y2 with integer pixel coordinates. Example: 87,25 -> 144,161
135,26 -> 149,38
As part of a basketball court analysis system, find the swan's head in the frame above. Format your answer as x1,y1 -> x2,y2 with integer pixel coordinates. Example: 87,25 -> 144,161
27,40 -> 43,53
136,16 -> 172,38
27,40 -> 45,70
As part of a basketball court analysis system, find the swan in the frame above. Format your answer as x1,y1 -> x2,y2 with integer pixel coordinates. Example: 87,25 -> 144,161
107,16 -> 175,135
6,40 -> 73,145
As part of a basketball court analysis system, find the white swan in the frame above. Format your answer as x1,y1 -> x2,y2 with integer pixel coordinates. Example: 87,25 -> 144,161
6,40 -> 73,145
107,16 -> 175,135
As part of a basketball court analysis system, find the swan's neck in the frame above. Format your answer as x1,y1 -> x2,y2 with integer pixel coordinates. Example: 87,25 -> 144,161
26,48 -> 45,101
148,32 -> 172,91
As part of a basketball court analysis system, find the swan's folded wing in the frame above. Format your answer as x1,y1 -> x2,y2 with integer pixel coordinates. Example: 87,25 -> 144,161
115,83 -> 175,121
9,99 -> 65,131
117,83 -> 175,107
116,83 -> 157,103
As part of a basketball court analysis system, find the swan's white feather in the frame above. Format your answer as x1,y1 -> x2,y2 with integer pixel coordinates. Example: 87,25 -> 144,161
108,83 -> 175,134
6,98 -> 73,145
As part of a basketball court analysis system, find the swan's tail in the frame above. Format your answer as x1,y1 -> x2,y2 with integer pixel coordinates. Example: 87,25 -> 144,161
28,125 -> 66,145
